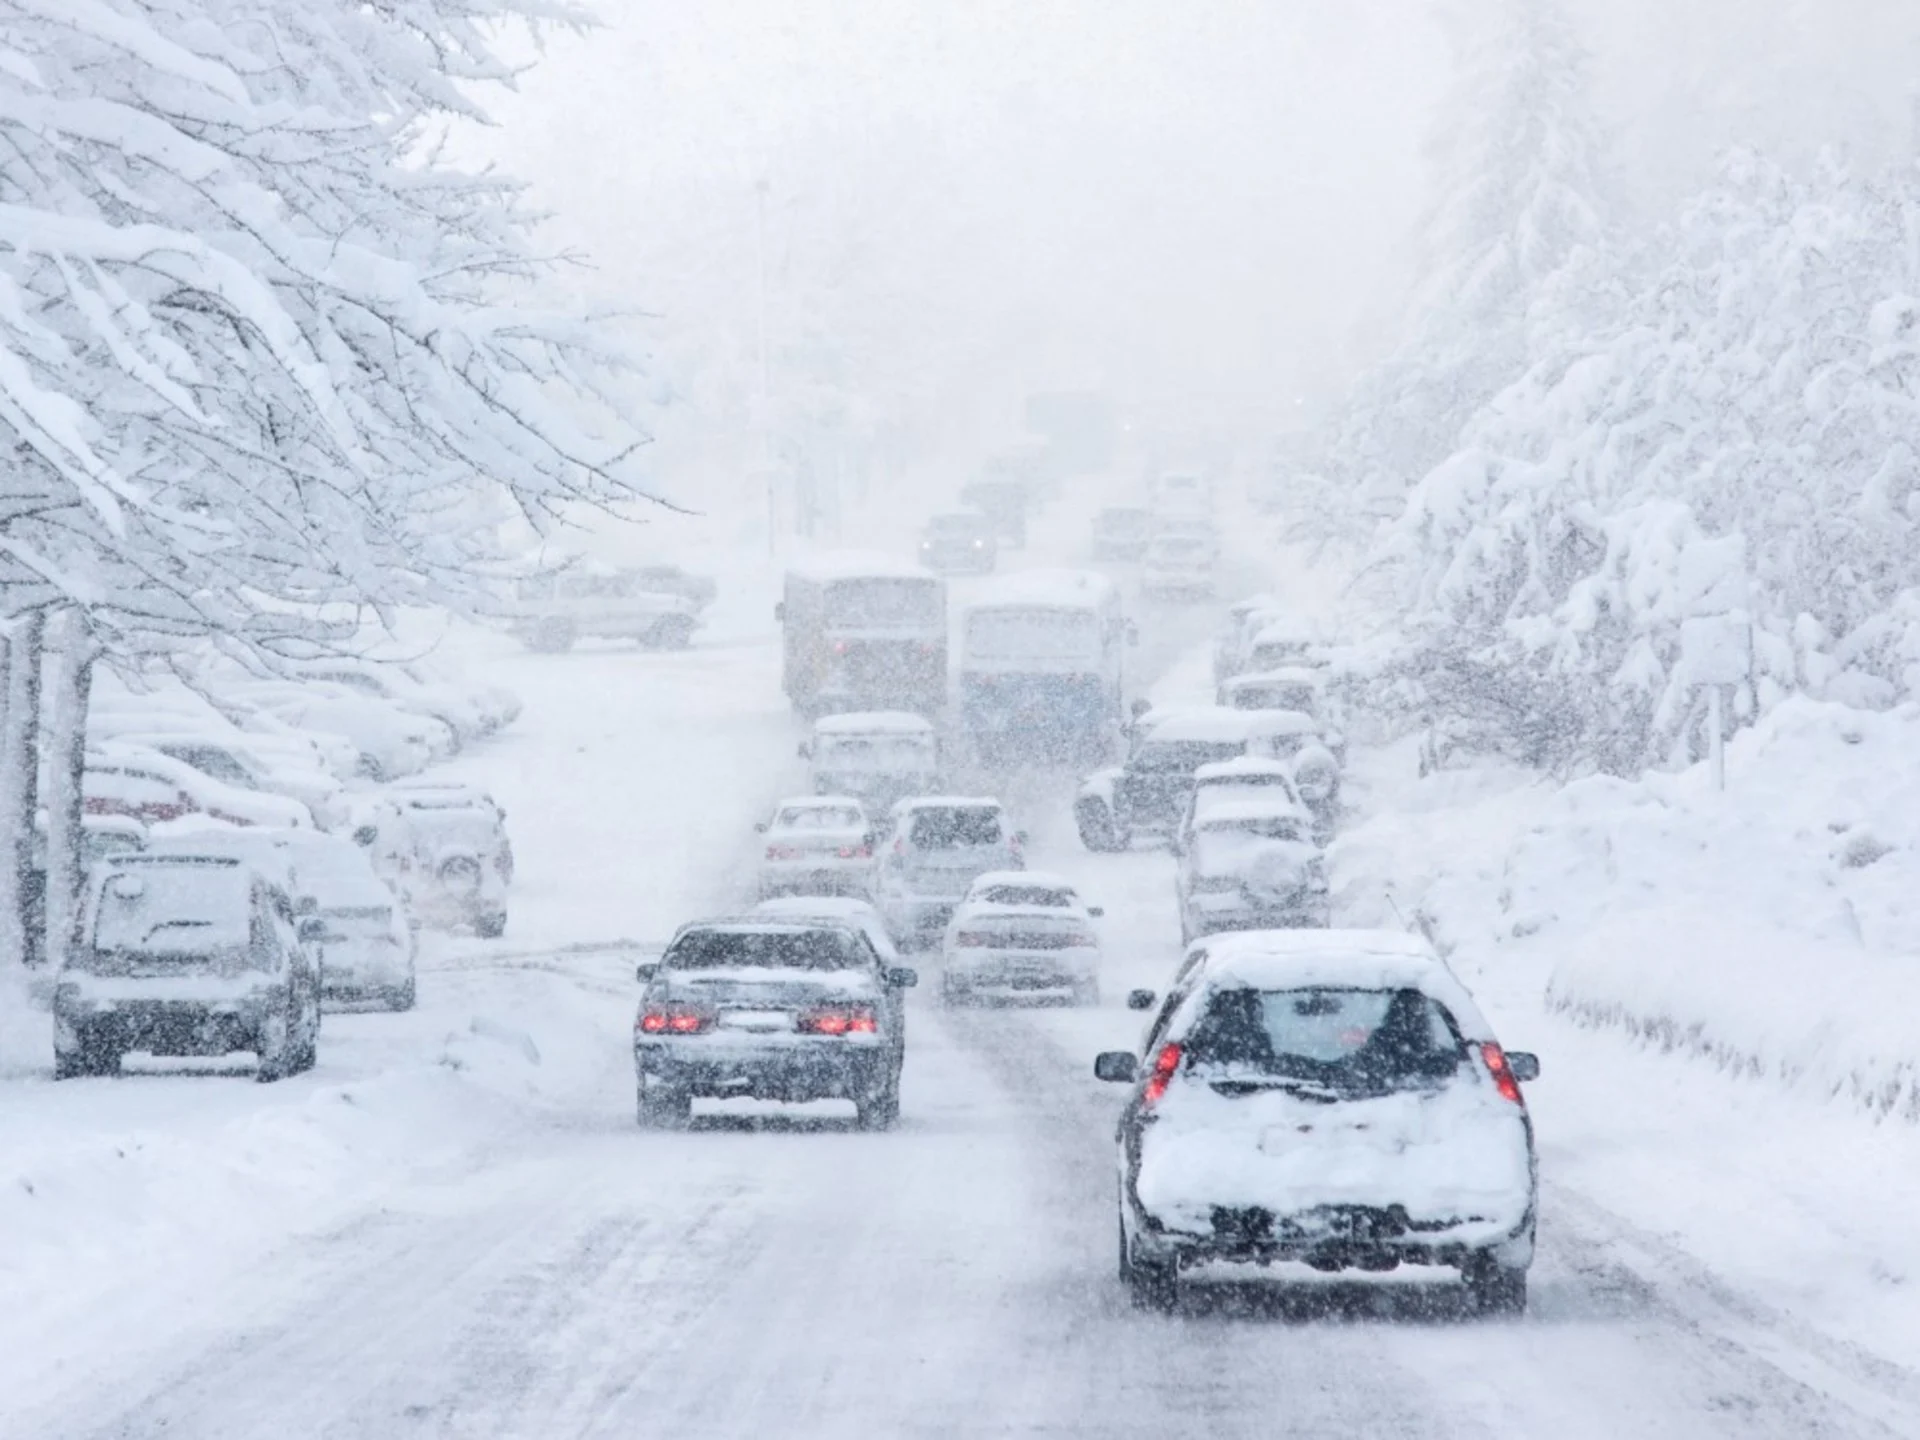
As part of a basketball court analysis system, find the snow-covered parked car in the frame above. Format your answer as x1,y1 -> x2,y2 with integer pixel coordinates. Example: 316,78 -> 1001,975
1175,799 -> 1329,942
1095,929 -> 1540,1312
1172,757 -> 1300,853
939,882 -> 1103,1006
147,827 -> 415,1009
228,681 -> 445,780
872,797 -> 1025,948
354,789 -> 511,937
288,659 -> 500,749
85,745 -> 316,830
755,796 -> 876,900
109,732 -> 350,832
507,563 -> 707,652
633,918 -> 917,1129
801,711 -> 940,812
53,854 -> 324,1081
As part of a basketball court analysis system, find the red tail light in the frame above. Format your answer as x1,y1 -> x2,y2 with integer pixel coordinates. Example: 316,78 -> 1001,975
832,640 -> 849,656
638,1005 -> 713,1035
766,844 -> 803,861
1480,1042 -> 1525,1105
954,931 -> 992,947
1142,1043 -> 1183,1107
836,844 -> 872,859
798,1006 -> 878,1036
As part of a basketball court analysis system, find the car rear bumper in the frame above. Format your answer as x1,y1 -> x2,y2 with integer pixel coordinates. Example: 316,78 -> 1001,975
54,991 -> 281,1057
1129,1192 -> 1536,1272
757,863 -> 872,898
635,1038 -> 890,1103
943,949 -> 1096,995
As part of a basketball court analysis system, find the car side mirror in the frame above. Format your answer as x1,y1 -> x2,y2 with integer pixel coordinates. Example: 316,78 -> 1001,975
1507,1051 -> 1540,1083
297,917 -> 328,944
1086,906 -> 1104,918
886,966 -> 918,989
1094,1051 -> 1138,1083
635,961 -> 658,983
1126,988 -> 1157,1011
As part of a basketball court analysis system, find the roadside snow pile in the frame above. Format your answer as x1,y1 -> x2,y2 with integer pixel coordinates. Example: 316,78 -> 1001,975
1363,698 -> 1920,1118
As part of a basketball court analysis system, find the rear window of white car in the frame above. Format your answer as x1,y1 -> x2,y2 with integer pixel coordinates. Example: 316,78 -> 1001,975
908,807 -> 1003,849
775,806 -> 864,830
1184,987 -> 1463,1095
91,866 -> 253,957
976,884 -> 1071,907
667,928 -> 867,972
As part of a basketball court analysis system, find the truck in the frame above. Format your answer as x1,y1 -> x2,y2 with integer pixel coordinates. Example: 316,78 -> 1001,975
779,553 -> 948,719
958,569 -> 1128,766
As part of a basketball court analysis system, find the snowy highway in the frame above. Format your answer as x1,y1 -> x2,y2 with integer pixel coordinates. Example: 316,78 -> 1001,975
6,578 -> 1920,1440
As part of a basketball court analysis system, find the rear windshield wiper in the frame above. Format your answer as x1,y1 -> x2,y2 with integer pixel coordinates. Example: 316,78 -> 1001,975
1204,1076 -> 1340,1103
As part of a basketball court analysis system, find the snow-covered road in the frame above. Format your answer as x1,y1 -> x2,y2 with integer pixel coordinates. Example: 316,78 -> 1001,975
7,570 -> 1920,1438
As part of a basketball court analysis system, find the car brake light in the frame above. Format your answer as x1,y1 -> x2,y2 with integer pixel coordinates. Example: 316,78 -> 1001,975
1481,1042 -> 1525,1105
639,1005 -> 713,1035
798,1006 -> 877,1035
1142,1043 -> 1183,1107
766,845 -> 803,861
836,844 -> 871,859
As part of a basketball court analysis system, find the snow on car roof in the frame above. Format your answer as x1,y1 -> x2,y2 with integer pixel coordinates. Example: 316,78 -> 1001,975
787,550 -> 938,583
889,795 -> 1004,814
1192,797 -> 1312,827
1138,707 -> 1276,743
811,711 -> 936,735
751,896 -> 884,921
1233,708 -> 1322,735
775,794 -> 867,809
1251,618 -> 1319,643
1187,930 -> 1495,1040
964,568 -> 1116,611
1194,756 -> 1295,781
970,868 -> 1072,891
956,900 -> 1091,925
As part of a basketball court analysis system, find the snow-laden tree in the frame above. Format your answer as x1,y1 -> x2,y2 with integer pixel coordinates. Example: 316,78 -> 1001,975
1385,149 -> 1920,772
0,0 -> 662,961
1298,0 -> 1608,541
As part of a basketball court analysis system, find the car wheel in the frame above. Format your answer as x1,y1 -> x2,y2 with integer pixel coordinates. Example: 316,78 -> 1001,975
255,1006 -> 295,1084
387,976 -> 417,1012
656,615 -> 695,651
855,1082 -> 899,1131
1464,1256 -> 1528,1316
53,1035 -> 117,1080
475,912 -> 506,939
637,1079 -> 691,1129
1074,797 -> 1122,854
1119,1218 -> 1177,1311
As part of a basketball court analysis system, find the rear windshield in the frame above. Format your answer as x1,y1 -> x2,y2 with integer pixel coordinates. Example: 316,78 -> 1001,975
1197,814 -> 1308,843
1184,987 -> 1463,1096
666,928 -> 867,971
90,867 -> 252,957
977,884 -> 1070,907
1133,740 -> 1244,772
817,735 -> 932,767
908,807 -> 1003,849
824,579 -> 941,629
775,806 -> 864,830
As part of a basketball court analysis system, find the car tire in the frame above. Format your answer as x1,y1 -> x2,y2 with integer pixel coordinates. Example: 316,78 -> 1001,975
637,1080 -> 692,1129
255,1005 -> 296,1084
1074,797 -> 1125,854
53,1036 -> 117,1080
387,976 -> 417,1012
1119,1218 -> 1177,1312
1464,1256 -> 1528,1316
656,615 -> 695,651
855,1082 -> 899,1131
475,912 -> 506,939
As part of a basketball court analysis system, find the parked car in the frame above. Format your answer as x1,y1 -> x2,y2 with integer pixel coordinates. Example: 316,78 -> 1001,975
228,682 -> 445,780
939,894 -> 1102,1006
288,659 -> 496,749
873,797 -> 1025,948
53,854 -> 323,1081
1091,506 -> 1151,562
111,732 -> 349,831
354,791 -> 510,937
1241,619 -> 1323,678
633,918 -> 917,1129
382,780 -> 514,880
801,711 -> 940,812
85,745 -> 316,830
1175,799 -> 1329,942
507,563 -> 706,652
755,797 -> 876,900
918,511 -> 999,574
1095,929 -> 1539,1312
147,827 -> 416,1009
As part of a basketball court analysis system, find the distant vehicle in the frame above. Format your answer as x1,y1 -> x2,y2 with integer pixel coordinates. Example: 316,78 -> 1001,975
54,855 -> 324,1081
1173,757 -> 1301,854
382,779 -> 514,878
1090,506 -> 1151,562
1175,799 -> 1328,942
1141,532 -> 1218,600
755,797 -> 876,900
919,511 -> 999,574
148,828 -> 417,1009
779,554 -> 947,719
1211,595 -> 1284,684
1096,930 -> 1539,1313
1241,619 -> 1322,677
958,569 -> 1129,765
1075,707 -> 1322,852
959,477 -> 1030,547
940,900 -> 1102,1007
508,562 -> 707,653
287,660 -> 502,749
355,791 -> 510,937
633,918 -> 917,1129
228,682 -> 446,780
1149,471 -> 1212,513
801,711 -> 939,812
872,797 -> 1025,949
1218,667 -> 1322,718
85,746 -> 316,830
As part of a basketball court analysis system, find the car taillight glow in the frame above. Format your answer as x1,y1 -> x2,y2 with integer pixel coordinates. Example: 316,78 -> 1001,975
799,1006 -> 877,1036
836,844 -> 871,859
766,844 -> 803,861
1142,1043 -> 1183,1107
1481,1041 -> 1525,1105
639,1006 -> 712,1035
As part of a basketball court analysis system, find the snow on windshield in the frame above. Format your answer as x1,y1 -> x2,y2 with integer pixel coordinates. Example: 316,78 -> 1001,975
666,928 -> 865,971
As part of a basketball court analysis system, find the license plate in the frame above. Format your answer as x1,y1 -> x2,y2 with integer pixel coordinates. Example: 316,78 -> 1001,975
719,1010 -> 793,1032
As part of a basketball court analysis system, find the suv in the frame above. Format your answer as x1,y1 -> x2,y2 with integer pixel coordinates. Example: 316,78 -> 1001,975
918,512 -> 999,574
508,563 -> 708,653
873,797 -> 1025,948
1096,930 -> 1539,1313
633,919 -> 917,1129
1175,799 -> 1329,942
1076,707 -> 1301,852
53,855 -> 324,1081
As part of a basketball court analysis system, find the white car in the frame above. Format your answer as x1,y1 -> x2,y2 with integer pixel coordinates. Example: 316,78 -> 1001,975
86,746 -> 316,830
114,732 -> 350,831
940,897 -> 1102,1006
755,797 -> 875,900
290,660 -> 494,749
1175,798 -> 1329,942
230,682 -> 446,780
1096,930 -> 1540,1312
355,792 -> 510,936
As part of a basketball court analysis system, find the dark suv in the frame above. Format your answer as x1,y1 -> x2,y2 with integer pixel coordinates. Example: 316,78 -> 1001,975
53,855 -> 323,1081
